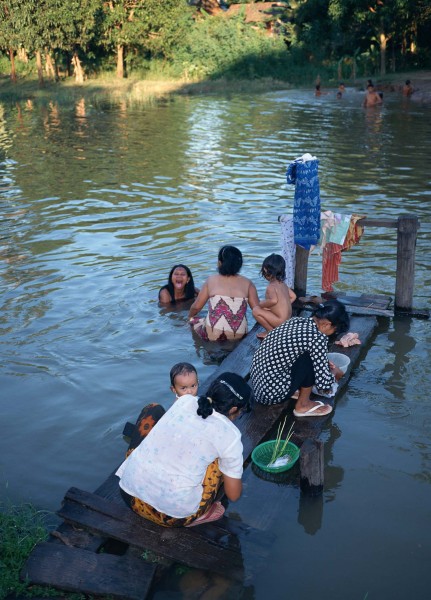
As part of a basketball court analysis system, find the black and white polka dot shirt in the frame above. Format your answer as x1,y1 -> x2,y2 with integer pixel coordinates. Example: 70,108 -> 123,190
250,317 -> 334,405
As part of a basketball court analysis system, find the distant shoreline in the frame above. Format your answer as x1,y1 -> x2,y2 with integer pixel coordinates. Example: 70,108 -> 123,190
1,70 -> 430,104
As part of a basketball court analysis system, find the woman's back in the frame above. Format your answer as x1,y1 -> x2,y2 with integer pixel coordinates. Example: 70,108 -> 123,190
206,273 -> 254,299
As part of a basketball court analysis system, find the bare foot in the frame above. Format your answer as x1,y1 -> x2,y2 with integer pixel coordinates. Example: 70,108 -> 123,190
293,400 -> 332,418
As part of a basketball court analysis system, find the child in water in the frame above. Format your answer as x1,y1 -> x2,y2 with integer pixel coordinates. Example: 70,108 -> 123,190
252,254 -> 297,339
170,362 -> 199,400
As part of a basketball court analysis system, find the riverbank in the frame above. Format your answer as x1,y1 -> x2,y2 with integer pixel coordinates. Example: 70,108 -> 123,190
1,69 -> 431,104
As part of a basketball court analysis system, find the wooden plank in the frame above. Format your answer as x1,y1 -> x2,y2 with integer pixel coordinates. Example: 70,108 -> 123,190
300,439 -> 324,496
21,543 -> 156,600
360,217 -> 398,228
200,322 -> 263,392
58,487 -> 245,581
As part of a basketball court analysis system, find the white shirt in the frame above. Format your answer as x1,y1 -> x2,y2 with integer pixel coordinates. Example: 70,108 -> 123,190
116,395 -> 243,518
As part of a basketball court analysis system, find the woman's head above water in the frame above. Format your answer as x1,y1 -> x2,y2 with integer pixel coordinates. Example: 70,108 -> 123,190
312,299 -> 350,336
218,245 -> 243,276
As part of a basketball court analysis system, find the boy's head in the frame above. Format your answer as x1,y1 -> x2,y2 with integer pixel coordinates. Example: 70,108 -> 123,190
170,362 -> 198,398
260,253 -> 286,282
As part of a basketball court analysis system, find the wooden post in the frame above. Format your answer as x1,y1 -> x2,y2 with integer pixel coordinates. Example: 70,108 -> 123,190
294,246 -> 309,298
299,439 -> 324,496
395,215 -> 419,312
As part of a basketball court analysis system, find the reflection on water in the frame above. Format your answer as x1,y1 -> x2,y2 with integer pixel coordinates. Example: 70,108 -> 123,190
1,89 -> 430,599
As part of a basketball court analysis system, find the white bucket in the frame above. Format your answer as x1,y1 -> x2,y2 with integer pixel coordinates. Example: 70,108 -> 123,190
328,352 -> 351,374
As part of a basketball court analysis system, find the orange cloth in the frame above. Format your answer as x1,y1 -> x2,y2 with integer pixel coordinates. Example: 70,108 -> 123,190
322,215 -> 365,292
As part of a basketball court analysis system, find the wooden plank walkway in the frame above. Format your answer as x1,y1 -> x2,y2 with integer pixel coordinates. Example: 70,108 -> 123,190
20,292 -> 389,598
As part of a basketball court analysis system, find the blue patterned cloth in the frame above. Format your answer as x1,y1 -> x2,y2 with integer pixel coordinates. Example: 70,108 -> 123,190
286,157 -> 321,250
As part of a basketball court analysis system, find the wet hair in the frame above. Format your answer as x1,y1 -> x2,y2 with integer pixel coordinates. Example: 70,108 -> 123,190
197,372 -> 253,420
260,253 -> 286,282
160,264 -> 196,303
218,246 -> 243,276
169,362 -> 197,386
312,299 -> 350,335
367,79 -> 373,87
315,84 -> 321,90
405,79 -> 411,85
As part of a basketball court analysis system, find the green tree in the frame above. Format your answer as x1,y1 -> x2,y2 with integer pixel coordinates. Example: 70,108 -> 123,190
0,1 -> 22,81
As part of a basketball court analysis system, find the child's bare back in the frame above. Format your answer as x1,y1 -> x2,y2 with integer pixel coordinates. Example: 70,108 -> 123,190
252,253 -> 297,337
265,280 -> 294,322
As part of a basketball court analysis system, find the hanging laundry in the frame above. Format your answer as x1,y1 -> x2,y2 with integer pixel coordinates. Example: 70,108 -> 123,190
320,211 -> 352,249
321,214 -> 366,292
286,153 -> 321,251
279,214 -> 296,288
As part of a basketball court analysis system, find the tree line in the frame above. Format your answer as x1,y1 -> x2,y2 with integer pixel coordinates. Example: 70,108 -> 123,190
0,0 -> 430,85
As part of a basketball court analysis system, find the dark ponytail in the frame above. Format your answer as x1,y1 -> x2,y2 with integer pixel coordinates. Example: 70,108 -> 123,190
313,299 -> 350,335
197,373 -> 253,419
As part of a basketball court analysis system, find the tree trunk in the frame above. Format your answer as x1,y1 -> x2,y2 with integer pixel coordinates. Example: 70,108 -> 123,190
35,50 -> 45,86
72,51 -> 84,84
45,49 -> 57,80
66,52 -> 72,77
17,47 -> 28,62
379,32 -> 387,76
9,48 -> 17,83
116,44 -> 124,78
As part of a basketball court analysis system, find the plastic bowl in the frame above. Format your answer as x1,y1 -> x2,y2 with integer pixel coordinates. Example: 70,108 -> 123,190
328,352 -> 351,374
251,440 -> 300,473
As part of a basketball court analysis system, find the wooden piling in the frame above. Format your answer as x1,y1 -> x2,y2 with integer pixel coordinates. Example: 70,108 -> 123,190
294,245 -> 309,298
395,214 -> 419,312
299,439 -> 324,496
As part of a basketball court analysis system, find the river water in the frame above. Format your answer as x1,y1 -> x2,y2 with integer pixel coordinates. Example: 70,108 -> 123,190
0,87 -> 430,599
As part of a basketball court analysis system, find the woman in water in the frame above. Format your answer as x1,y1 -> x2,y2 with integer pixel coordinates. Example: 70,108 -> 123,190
159,264 -> 199,304
188,245 -> 259,342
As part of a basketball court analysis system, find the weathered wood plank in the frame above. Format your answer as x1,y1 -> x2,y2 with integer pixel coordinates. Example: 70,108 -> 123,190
300,439 -> 324,496
21,543 -> 156,600
58,487 -> 245,581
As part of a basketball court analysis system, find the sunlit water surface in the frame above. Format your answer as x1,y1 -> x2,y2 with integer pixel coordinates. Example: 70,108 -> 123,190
0,88 -> 430,599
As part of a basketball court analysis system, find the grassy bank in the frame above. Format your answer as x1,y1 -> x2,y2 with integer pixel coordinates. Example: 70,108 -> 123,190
0,503 -> 57,599
0,73 -> 294,106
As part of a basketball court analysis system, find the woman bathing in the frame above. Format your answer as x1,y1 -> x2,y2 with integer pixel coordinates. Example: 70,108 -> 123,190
188,245 -> 259,342
159,264 -> 199,304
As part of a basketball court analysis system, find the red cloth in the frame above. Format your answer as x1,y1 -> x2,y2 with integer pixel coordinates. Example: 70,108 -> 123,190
321,216 -> 365,292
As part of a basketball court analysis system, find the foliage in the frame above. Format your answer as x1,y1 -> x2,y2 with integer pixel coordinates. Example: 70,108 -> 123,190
0,502 -> 55,599
173,13 -> 290,80
0,0 -> 430,84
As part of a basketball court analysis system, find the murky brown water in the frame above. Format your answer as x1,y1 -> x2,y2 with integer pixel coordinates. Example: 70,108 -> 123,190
1,87 -> 430,599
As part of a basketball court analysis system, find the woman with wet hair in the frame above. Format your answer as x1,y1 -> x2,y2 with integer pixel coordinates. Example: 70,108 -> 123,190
250,299 -> 349,417
116,372 -> 253,527
159,264 -> 199,304
188,245 -> 259,341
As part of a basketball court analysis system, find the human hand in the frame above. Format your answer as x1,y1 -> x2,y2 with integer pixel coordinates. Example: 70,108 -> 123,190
329,362 -> 343,381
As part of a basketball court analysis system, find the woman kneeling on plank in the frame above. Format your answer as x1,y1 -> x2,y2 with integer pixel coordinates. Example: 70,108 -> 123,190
250,300 -> 349,417
116,373 -> 252,527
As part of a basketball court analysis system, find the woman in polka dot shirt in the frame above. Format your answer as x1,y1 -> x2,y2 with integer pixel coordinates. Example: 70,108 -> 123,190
250,300 -> 349,417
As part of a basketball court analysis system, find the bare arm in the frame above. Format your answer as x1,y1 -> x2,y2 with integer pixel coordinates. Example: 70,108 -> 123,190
247,282 -> 260,310
223,475 -> 242,502
158,288 -> 172,304
188,280 -> 209,319
259,285 -> 278,309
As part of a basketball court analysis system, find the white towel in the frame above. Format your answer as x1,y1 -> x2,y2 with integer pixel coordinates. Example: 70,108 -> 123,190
279,214 -> 296,288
